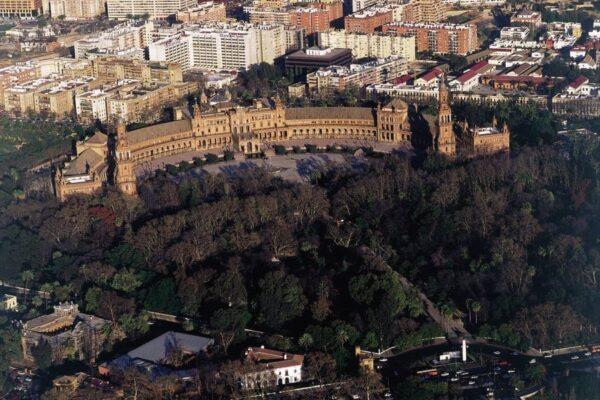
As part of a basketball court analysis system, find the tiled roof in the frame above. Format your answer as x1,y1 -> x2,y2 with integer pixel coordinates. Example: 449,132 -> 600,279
127,119 -> 193,145
457,61 -> 489,84
568,75 -> 588,89
285,107 -> 375,121
418,67 -> 444,82
127,332 -> 213,364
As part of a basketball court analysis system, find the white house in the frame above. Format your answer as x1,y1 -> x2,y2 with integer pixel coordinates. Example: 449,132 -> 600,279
242,347 -> 304,389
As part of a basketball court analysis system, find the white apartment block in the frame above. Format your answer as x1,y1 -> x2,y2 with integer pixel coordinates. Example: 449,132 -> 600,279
318,29 -> 416,61
46,0 -> 105,19
107,0 -> 196,20
150,23 -> 293,71
74,21 -> 153,59
351,0 -> 379,12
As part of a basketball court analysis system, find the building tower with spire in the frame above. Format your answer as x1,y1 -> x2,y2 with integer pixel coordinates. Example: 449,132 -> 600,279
114,121 -> 137,196
436,78 -> 456,157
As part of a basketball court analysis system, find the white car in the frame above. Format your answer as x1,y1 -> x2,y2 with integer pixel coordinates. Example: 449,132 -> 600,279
440,372 -> 449,377
493,351 -> 501,355
451,377 -> 459,382
544,354 -> 553,358
529,359 -> 536,364
468,381 -> 475,385
571,355 -> 579,360
584,352 -> 592,357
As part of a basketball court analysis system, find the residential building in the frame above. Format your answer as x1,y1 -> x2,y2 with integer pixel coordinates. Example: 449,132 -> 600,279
0,0 -> 41,17
176,1 -> 226,23
106,0 -> 197,20
34,77 -> 97,117
75,79 -> 196,123
345,5 -> 394,34
367,82 -> 440,102
284,46 -> 353,81
402,0 -> 447,23
499,26 -> 529,41
510,10 -> 543,27
318,29 -> 416,60
46,0 -> 105,19
150,23 -> 294,71
382,22 -> 478,55
3,77 -> 59,114
289,1 -> 343,35
307,56 -> 409,92
0,294 -> 17,311
349,0 -> 378,13
242,347 -> 304,389
0,63 -> 39,102
73,21 -> 153,59
21,303 -> 110,364
107,81 -> 197,123
247,6 -> 291,25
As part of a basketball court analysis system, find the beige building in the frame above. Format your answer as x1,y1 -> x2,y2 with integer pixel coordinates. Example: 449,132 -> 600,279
21,303 -> 109,364
3,77 -> 58,114
0,0 -> 41,17
403,0 -> 447,23
62,56 -> 183,83
34,77 -> 97,117
307,56 -> 409,92
47,0 -> 105,19
73,20 -> 153,59
55,131 -> 108,199
106,0 -> 196,20
176,1 -> 226,23
0,294 -> 17,311
75,80 -> 196,123
57,97 -> 413,198
318,29 -> 416,61
460,118 -> 510,155
107,81 -> 197,123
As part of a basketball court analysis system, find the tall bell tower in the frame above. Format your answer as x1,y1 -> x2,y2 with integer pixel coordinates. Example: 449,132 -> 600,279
436,78 -> 456,157
114,121 -> 137,196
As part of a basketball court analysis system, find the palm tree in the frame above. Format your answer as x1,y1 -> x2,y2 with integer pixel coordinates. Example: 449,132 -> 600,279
440,304 -> 453,333
298,333 -> 314,350
336,327 -> 349,348
472,302 -> 481,325
466,299 -> 473,323
21,270 -> 34,305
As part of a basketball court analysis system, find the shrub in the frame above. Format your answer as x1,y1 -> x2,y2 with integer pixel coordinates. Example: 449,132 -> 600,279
305,144 -> 317,153
224,150 -> 235,161
165,164 -> 178,175
274,145 -> 286,155
205,153 -> 219,164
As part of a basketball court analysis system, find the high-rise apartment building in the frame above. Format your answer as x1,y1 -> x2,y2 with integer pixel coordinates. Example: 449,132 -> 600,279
350,0 -> 378,13
150,23 -> 297,71
318,29 -> 416,60
0,0 -> 41,17
345,5 -> 394,34
46,0 -> 105,19
403,0 -> 447,23
382,22 -> 477,55
176,1 -> 226,23
289,1 -> 343,35
106,0 -> 196,20
73,20 -> 153,59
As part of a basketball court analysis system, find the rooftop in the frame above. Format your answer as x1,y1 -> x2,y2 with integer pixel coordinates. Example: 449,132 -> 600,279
127,331 -> 214,364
